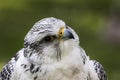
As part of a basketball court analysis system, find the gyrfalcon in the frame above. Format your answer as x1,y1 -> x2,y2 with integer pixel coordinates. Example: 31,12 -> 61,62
0,17 -> 107,80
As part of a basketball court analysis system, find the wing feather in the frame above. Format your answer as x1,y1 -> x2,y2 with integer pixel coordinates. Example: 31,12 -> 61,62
93,60 -> 107,80
0,61 -> 14,80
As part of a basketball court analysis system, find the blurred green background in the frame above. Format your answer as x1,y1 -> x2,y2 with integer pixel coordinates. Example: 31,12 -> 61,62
0,0 -> 120,80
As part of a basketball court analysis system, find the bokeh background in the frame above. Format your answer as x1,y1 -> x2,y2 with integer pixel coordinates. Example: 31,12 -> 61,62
0,0 -> 120,80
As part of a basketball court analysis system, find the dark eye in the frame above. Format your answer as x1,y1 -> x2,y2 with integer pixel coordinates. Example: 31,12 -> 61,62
44,36 -> 55,42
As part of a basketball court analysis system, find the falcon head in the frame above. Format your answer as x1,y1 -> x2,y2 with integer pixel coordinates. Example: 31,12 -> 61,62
24,17 -> 79,64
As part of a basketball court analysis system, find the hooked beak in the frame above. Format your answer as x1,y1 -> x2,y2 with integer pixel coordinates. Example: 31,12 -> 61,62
58,27 -> 74,40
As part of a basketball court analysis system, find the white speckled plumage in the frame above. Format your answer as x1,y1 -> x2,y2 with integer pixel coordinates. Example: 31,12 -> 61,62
0,17 -> 107,80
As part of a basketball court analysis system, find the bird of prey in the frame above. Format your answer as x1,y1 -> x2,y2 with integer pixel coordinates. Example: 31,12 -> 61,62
0,17 -> 107,80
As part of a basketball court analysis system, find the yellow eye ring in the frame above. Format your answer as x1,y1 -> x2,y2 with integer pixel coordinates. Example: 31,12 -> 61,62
58,27 -> 65,38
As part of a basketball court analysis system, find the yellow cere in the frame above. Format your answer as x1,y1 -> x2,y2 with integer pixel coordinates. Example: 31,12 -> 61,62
58,27 -> 65,39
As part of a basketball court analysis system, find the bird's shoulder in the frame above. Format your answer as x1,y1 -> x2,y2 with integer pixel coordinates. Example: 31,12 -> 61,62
0,49 -> 22,80
92,60 -> 107,80
0,61 -> 14,80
